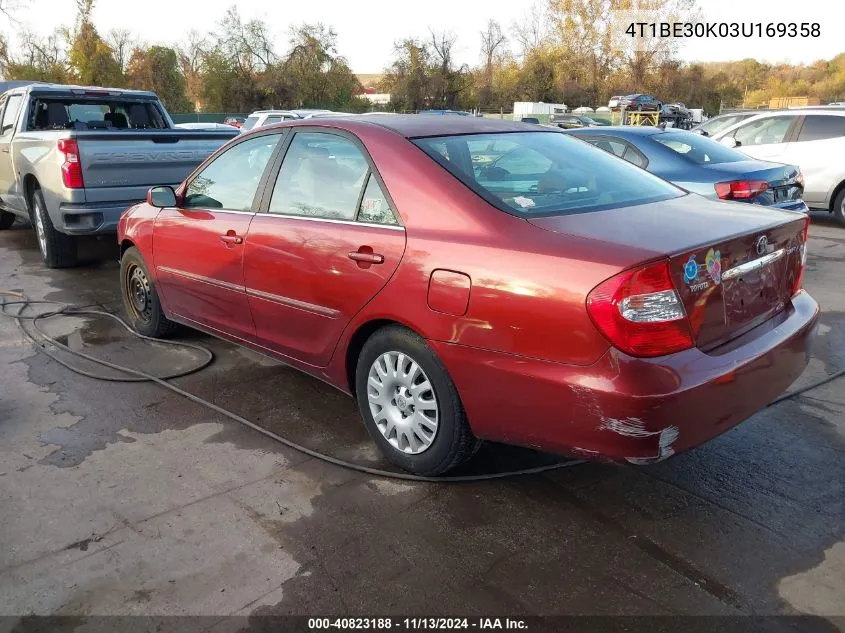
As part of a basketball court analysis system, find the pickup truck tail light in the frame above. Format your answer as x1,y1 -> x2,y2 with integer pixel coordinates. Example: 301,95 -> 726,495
587,260 -> 694,358
57,139 -> 84,189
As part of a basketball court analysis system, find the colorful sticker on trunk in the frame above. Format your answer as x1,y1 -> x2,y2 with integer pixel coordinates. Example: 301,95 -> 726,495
705,248 -> 721,285
683,255 -> 699,284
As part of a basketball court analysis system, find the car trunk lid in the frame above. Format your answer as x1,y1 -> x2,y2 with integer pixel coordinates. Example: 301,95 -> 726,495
528,194 -> 808,350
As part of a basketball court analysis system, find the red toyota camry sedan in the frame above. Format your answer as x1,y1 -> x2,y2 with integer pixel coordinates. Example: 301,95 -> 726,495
117,115 -> 819,475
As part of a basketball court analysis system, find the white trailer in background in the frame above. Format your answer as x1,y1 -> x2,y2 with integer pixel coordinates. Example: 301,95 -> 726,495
513,102 -> 568,121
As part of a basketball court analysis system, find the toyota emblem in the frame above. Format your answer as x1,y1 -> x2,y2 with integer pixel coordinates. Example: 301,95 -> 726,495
755,235 -> 768,256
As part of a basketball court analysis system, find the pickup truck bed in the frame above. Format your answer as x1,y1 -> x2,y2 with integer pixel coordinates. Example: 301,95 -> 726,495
0,83 -> 238,268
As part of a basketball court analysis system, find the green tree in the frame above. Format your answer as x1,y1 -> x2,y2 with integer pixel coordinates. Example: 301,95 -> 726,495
381,38 -> 433,111
67,0 -> 123,86
284,23 -> 365,110
126,45 -> 193,112
0,30 -> 73,82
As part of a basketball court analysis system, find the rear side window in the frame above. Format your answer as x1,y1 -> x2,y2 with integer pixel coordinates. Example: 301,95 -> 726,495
265,115 -> 282,125
581,136 -> 648,168
269,132 -> 369,220
357,174 -> 398,225
796,115 -> 845,142
652,131 -> 744,165
414,132 -> 681,217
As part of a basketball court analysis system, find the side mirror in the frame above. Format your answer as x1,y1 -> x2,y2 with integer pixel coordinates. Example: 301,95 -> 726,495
147,185 -> 177,208
720,136 -> 738,148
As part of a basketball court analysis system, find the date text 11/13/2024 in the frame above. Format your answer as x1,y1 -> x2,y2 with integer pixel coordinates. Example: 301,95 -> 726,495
308,617 -> 528,630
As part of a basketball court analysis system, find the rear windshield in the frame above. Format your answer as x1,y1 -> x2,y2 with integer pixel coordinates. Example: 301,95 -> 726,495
651,131 -> 745,165
413,132 -> 682,216
242,116 -> 260,131
27,98 -> 167,131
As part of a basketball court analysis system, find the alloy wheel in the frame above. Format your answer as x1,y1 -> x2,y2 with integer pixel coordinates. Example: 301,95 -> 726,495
367,351 -> 439,454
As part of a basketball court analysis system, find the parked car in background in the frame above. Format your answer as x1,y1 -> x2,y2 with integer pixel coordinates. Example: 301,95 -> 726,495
566,126 -> 807,212
608,96 -> 624,109
616,94 -> 662,111
118,114 -> 817,475
175,122 -> 236,130
691,112 -> 757,137
418,110 -> 473,116
665,102 -> 690,116
711,109 -> 845,224
552,114 -> 608,129
223,116 -> 245,128
0,83 -> 238,268
241,110 -> 300,132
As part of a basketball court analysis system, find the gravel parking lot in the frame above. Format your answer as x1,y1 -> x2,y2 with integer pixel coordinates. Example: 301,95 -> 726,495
0,212 -> 843,629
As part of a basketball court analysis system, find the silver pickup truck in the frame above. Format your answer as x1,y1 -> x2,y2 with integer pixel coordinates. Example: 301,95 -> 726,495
0,83 -> 238,267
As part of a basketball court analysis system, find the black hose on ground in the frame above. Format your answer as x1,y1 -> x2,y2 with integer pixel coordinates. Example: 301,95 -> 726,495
3,291 -> 840,481
0,291 -> 586,482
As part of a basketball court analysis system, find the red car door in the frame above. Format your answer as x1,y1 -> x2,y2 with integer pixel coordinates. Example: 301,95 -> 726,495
154,133 -> 283,340
243,130 -> 406,366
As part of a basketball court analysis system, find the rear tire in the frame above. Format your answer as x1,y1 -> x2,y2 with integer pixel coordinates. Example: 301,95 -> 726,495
0,211 -> 14,229
31,187 -> 77,268
355,325 -> 478,476
120,246 -> 177,338
833,188 -> 845,226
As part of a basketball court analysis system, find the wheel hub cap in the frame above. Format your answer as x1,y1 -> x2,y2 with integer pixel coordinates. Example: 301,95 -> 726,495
126,266 -> 153,322
367,351 -> 439,455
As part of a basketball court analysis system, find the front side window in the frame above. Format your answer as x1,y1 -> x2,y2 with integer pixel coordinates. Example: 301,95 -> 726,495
242,116 -> 260,131
652,131 -> 744,165
731,116 -> 792,147
414,132 -> 681,216
184,134 -> 280,211
796,115 -> 845,142
269,132 -> 369,220
1,95 -> 22,135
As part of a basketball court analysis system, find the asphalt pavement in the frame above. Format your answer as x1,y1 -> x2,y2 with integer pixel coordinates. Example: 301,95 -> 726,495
0,212 -> 842,631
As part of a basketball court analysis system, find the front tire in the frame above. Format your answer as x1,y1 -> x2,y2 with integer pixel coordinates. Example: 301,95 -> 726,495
31,187 -> 77,268
833,188 -> 845,226
0,211 -> 15,229
120,246 -> 177,338
355,326 -> 478,476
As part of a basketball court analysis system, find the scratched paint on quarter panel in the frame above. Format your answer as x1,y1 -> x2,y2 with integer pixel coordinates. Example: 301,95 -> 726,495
427,270 -> 471,316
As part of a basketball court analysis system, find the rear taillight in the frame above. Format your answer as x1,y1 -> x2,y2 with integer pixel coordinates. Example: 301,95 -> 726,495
792,214 -> 811,295
587,260 -> 694,358
57,139 -> 84,189
714,180 -> 768,200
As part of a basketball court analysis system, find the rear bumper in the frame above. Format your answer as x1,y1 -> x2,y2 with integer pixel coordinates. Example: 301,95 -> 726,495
431,291 -> 819,463
58,199 -> 144,235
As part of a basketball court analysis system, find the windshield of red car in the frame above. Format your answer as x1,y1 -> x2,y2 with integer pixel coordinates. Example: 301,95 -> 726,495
413,132 -> 682,216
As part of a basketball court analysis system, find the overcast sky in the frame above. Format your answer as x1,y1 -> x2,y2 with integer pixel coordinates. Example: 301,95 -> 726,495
2,0 -> 843,73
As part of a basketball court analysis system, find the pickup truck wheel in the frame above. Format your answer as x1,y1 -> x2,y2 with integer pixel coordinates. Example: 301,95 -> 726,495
0,211 -> 15,229
120,247 -> 177,338
833,188 -> 845,226
355,325 -> 479,476
31,188 -> 77,268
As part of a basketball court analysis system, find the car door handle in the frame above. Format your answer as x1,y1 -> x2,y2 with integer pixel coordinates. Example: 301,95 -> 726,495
348,250 -> 384,264
220,233 -> 243,245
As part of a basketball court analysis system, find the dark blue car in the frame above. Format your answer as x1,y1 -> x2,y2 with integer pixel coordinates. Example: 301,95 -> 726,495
565,126 -> 808,212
